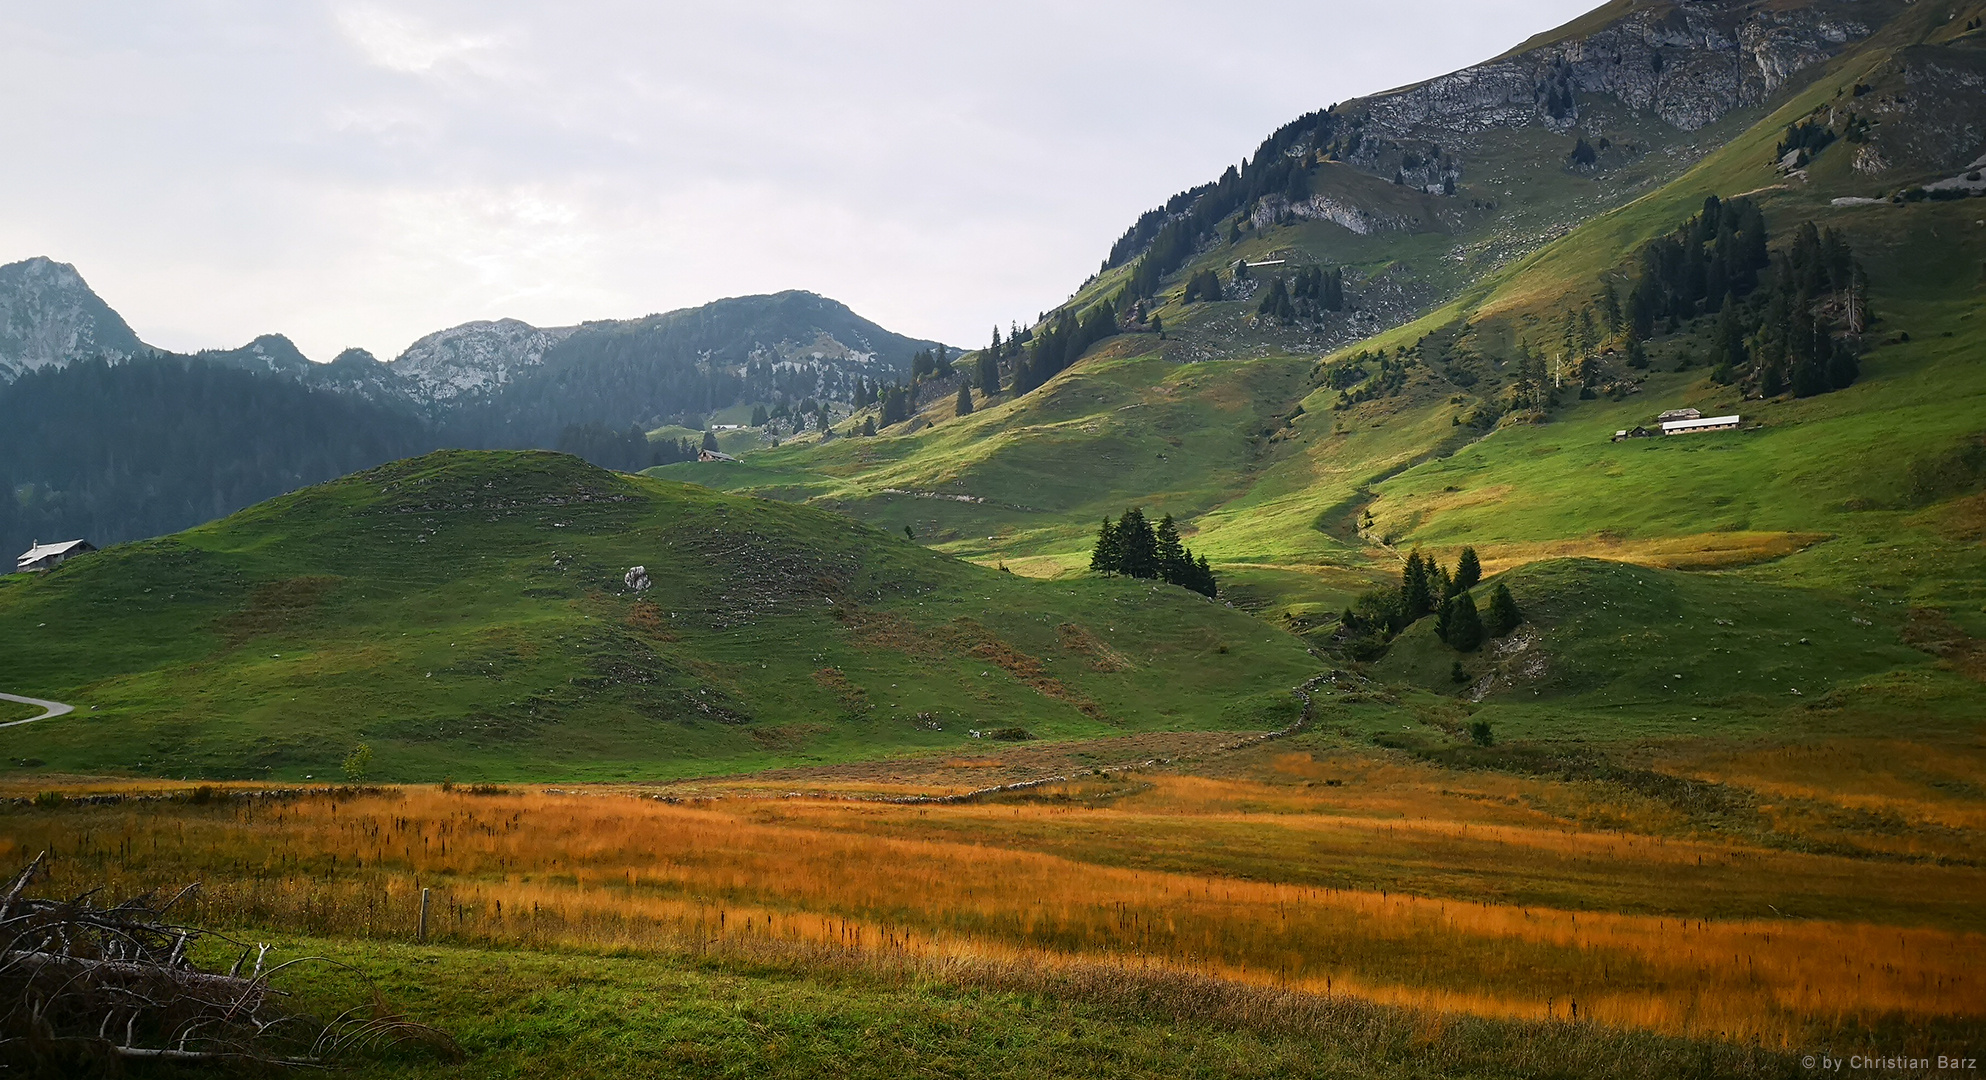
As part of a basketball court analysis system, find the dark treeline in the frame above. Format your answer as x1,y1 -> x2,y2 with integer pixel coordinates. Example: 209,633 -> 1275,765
1622,196 -> 1867,399
552,423 -> 698,473
1626,195 -> 1770,335
1736,221 -> 1866,397
0,356 -> 435,558
1011,299 -> 1118,396
1088,508 -> 1218,598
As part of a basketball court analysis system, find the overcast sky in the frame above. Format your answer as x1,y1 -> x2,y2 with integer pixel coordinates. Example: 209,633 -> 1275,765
0,1 -> 1595,361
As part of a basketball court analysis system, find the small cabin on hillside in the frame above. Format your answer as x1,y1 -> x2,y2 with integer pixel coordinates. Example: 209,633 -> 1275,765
1656,408 -> 1702,422
697,448 -> 738,463
17,539 -> 95,573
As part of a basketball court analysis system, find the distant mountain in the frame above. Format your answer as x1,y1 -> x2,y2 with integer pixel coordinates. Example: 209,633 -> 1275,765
0,257 -> 146,381
0,258 -> 947,430
0,261 -> 951,556
428,290 -> 946,445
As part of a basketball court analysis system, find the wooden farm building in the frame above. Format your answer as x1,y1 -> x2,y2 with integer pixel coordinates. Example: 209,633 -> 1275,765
16,539 -> 95,573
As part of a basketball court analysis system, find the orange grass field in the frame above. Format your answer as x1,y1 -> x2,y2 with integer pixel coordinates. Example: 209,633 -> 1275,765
6,762 -> 1983,1053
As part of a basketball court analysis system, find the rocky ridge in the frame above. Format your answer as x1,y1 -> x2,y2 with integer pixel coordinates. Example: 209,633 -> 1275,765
0,258 -> 145,381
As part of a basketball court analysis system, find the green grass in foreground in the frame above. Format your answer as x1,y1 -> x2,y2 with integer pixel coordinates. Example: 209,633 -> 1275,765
216,936 -> 1810,1080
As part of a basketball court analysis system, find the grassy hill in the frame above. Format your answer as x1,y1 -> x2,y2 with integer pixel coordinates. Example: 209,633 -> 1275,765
0,451 -> 1318,782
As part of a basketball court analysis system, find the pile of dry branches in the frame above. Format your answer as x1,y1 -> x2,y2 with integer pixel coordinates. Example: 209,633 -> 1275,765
0,852 -> 456,1072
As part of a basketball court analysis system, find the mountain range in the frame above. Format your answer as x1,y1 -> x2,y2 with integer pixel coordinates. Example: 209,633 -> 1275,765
0,264 -> 948,556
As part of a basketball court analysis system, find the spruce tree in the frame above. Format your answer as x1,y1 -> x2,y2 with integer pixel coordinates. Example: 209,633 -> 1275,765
1485,582 -> 1522,637
1454,547 -> 1482,594
1400,550 -> 1436,621
701,430 -> 719,452
1193,554 -> 1218,599
1089,517 -> 1122,573
1443,592 -> 1485,651
861,416 -> 876,437
1155,514 -> 1188,584
1118,509 -> 1159,580
977,351 -> 1001,395
955,384 -> 974,417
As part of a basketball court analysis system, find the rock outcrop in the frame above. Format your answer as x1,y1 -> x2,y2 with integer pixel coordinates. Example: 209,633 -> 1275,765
1357,0 -> 1889,141
389,318 -> 578,404
0,258 -> 146,381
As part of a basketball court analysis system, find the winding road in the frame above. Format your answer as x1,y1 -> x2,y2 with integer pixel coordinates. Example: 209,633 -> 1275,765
0,694 -> 73,730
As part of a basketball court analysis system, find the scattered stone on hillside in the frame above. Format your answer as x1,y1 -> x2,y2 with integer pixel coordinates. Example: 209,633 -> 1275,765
625,566 -> 651,592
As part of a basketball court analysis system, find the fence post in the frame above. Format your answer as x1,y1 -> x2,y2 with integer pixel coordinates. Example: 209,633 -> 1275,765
418,887 -> 430,943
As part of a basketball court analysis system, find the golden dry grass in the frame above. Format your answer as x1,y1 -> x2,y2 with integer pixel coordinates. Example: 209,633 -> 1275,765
1652,738 -> 1986,832
8,777 -> 1981,1051
1454,531 -> 1832,574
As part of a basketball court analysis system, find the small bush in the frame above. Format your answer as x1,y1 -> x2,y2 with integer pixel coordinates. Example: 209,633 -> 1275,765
1469,720 -> 1496,747
341,743 -> 374,783
32,791 -> 63,808
988,727 -> 1035,742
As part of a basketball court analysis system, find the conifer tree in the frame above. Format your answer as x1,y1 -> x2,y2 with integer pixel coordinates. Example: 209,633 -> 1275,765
954,383 -> 974,417
977,351 -> 1001,394
750,404 -> 769,427
861,416 -> 876,437
1485,582 -> 1522,637
1443,593 -> 1485,651
1453,547 -> 1481,594
1089,517 -> 1122,572
1117,508 -> 1158,580
1400,550 -> 1437,621
1155,514 -> 1188,583
1600,280 -> 1622,333
1192,554 -> 1218,598
701,430 -> 719,452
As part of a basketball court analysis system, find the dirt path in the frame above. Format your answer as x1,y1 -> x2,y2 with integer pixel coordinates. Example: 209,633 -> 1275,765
0,694 -> 74,730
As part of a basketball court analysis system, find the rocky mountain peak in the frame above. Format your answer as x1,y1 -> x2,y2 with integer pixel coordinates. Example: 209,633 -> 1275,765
0,256 -> 146,381
388,318 -> 577,404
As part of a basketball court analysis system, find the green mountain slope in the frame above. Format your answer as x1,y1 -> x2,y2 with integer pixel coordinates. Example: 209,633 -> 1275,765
663,0 -> 1986,646
0,451 -> 1316,782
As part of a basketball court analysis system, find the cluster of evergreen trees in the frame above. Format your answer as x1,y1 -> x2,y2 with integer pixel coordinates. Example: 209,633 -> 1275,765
1626,195 -> 1771,336
1775,116 -> 1836,163
554,422 -> 698,472
908,347 -> 949,380
1609,197 -> 1865,399
1338,546 -> 1521,659
1255,265 -> 1347,324
1181,269 -> 1223,303
1010,299 -> 1118,396
1728,221 -> 1865,397
1088,508 -> 1218,598
879,385 -> 914,426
